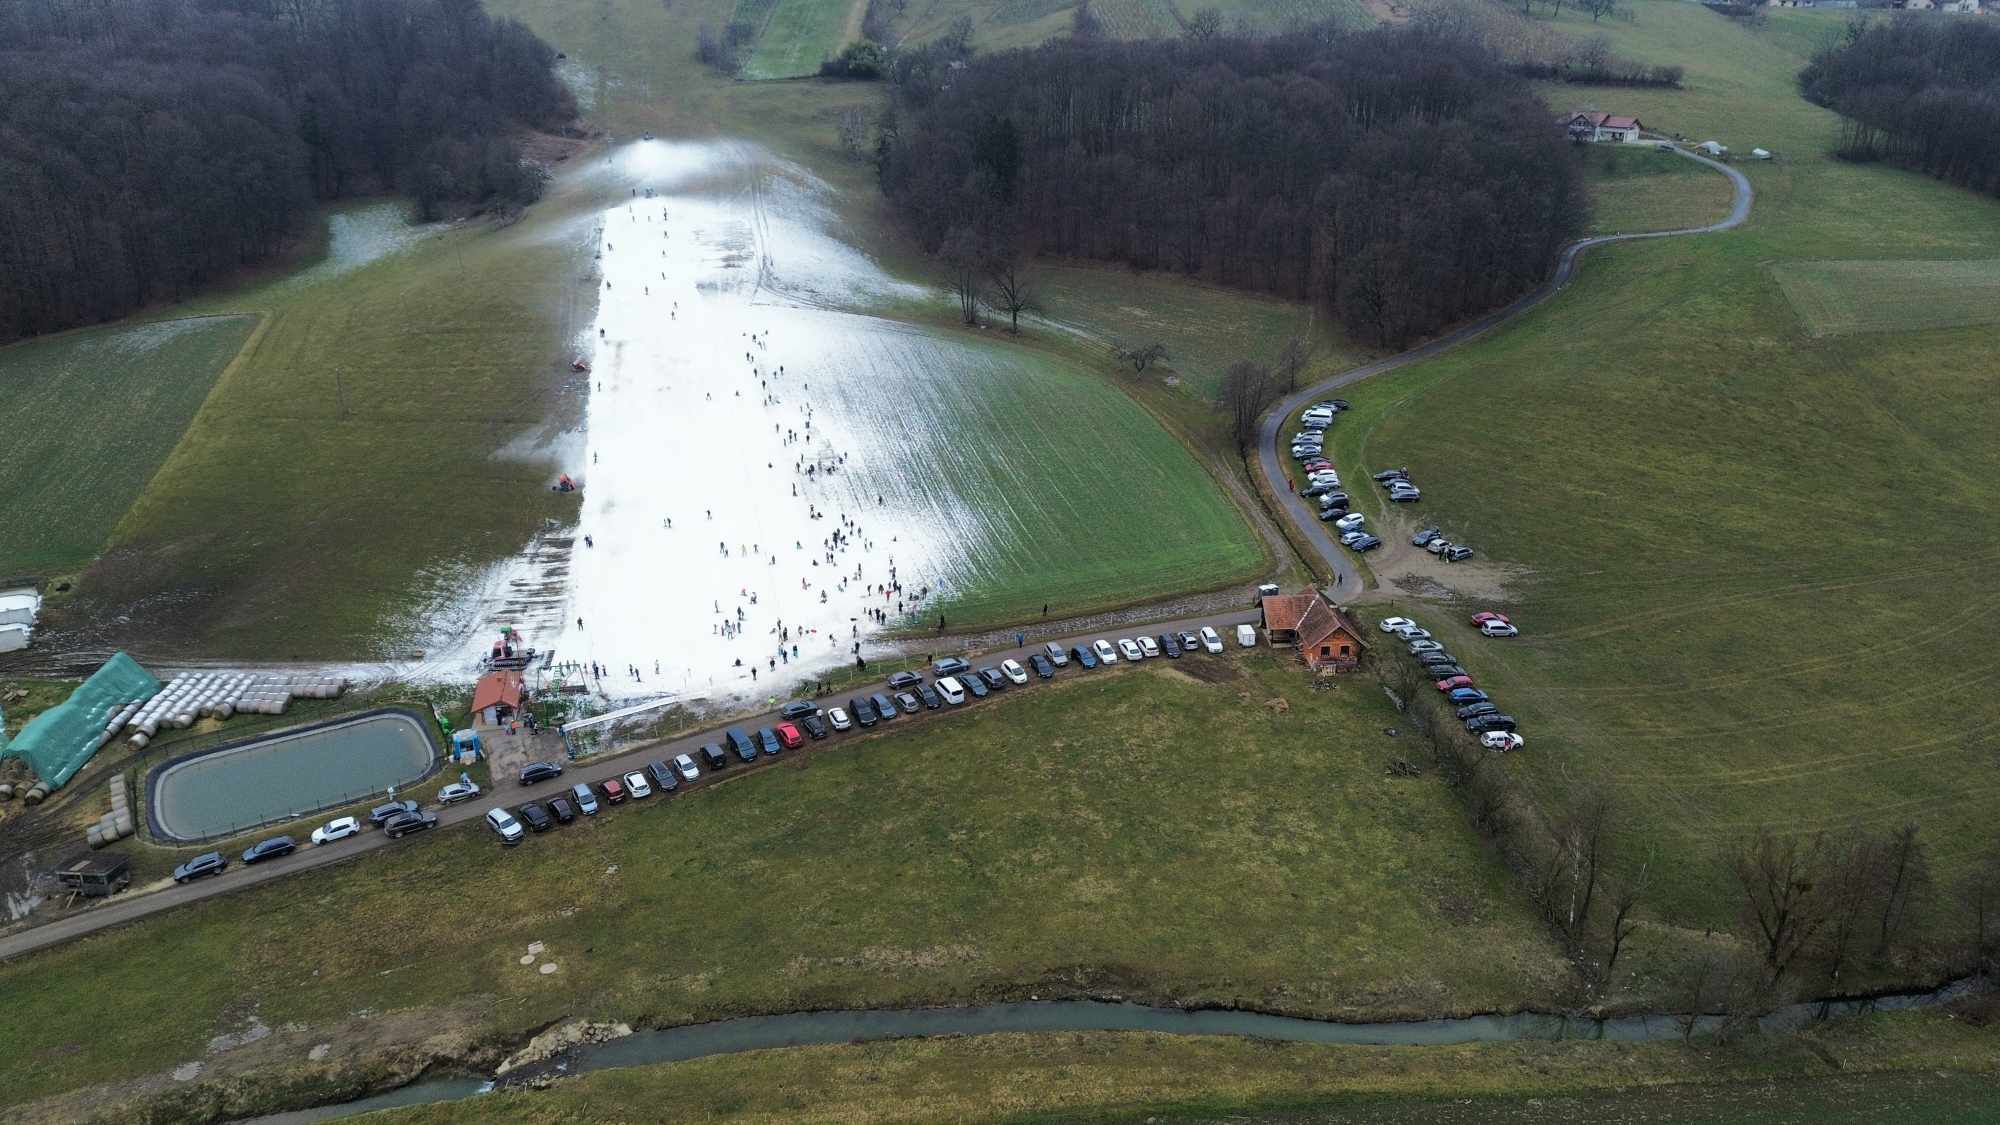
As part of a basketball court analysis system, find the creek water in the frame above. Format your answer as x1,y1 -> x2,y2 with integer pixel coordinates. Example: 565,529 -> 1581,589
247,981 -> 1978,1123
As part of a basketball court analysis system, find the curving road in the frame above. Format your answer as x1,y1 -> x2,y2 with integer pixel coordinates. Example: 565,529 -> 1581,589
1256,147 -> 1752,591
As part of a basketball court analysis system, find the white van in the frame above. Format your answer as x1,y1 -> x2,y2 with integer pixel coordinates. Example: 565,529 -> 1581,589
1236,623 -> 1258,648
936,676 -> 966,705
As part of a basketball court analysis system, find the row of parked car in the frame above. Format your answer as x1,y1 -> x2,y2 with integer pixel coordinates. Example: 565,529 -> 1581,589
1287,403 -> 1387,553
1411,527 -> 1475,563
480,622 -> 1256,843
169,791 -> 457,884
1378,612 -> 1525,749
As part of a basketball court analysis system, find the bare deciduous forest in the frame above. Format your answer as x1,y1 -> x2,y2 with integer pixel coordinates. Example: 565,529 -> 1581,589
1800,18 -> 2000,197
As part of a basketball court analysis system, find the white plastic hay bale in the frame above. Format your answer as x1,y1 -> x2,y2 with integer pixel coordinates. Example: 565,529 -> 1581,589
0,783 -> 13,799
86,826 -> 105,848
217,702 -> 234,719
115,813 -> 134,836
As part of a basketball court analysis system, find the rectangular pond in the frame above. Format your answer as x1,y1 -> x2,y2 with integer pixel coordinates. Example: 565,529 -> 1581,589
148,710 -> 439,841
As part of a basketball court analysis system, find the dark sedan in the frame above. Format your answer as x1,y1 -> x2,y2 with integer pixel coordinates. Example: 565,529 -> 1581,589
726,727 -> 756,761
1029,653 -> 1055,678
548,797 -> 578,824
1456,701 -> 1499,721
756,727 -> 782,756
850,697 -> 878,727
1071,645 -> 1098,669
518,761 -> 564,786
915,683 -> 942,709
979,667 -> 1007,691
518,803 -> 554,832
173,852 -> 227,884
801,714 -> 829,739
1159,633 -> 1181,658
780,699 -> 820,720
870,692 -> 899,720
887,671 -> 923,690
961,674 -> 988,699
241,836 -> 296,865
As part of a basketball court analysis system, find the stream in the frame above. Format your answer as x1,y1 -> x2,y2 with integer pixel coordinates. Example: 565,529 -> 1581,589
248,980 -> 1979,1122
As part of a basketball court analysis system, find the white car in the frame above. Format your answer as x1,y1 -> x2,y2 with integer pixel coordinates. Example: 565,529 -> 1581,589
1117,638 -> 1143,661
1481,621 -> 1520,637
673,753 -> 701,781
936,676 -> 967,704
1138,635 -> 1161,658
623,770 -> 653,798
1339,530 -> 1370,547
486,807 -> 525,844
1409,640 -> 1445,654
436,781 -> 481,806
1199,626 -> 1224,653
1093,638 -> 1118,664
1378,616 -> 1417,634
1001,659 -> 1029,684
1333,513 -> 1366,532
827,707 -> 852,731
310,816 -> 360,846
1481,731 -> 1526,751
1236,623 -> 1257,647
1391,626 -> 1431,641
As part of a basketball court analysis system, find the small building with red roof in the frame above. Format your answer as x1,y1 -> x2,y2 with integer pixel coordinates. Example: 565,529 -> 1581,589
1260,591 -> 1368,672
470,670 -> 524,726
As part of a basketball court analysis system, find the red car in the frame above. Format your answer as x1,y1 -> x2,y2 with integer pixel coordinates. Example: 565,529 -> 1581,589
1436,675 -> 1475,692
1302,460 -> 1336,473
1470,612 -> 1510,626
775,722 -> 804,750
601,777 -> 627,804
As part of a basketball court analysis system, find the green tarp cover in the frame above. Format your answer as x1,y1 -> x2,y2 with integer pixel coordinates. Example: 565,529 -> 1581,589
0,652 -> 158,790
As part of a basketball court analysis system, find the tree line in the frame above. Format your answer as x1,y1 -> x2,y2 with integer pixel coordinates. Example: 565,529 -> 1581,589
875,23 -> 1586,350
0,0 -> 576,341
1800,17 -> 2000,199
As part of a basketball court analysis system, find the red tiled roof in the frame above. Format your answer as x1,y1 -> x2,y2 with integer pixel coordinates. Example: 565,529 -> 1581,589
1261,594 -> 1317,632
1601,115 -> 1641,130
470,671 -> 523,714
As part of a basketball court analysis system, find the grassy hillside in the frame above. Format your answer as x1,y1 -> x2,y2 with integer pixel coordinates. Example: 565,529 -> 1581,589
1577,142 -> 1735,235
0,652 -> 1569,1111
1335,1 -> 2000,926
0,316 -> 255,577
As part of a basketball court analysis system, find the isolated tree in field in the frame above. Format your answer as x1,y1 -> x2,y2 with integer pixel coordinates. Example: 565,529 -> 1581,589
938,227 -> 986,325
1602,859 -> 1649,979
1734,829 -> 1831,984
1183,7 -> 1224,41
1071,0 -> 1104,41
1120,342 -> 1168,375
1875,822 -> 1930,955
986,245 -> 1036,333
1220,359 -> 1274,456
1275,334 -> 1311,394
1583,0 -> 1618,21
1552,787 -> 1615,942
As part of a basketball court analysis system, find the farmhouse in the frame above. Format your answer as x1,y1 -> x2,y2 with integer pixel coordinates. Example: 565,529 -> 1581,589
469,670 -> 524,726
1260,591 -> 1367,672
1564,111 -> 1645,143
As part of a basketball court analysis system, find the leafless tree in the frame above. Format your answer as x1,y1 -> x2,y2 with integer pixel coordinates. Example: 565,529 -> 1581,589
1876,822 -> 1930,955
986,249 -> 1035,333
1182,7 -> 1223,41
1734,829 -> 1831,985
1220,359 -> 1274,457
1956,845 -> 2000,976
837,107 -> 868,161
1583,0 -> 1617,21
1603,859 -> 1649,978
938,226 -> 985,325
1817,830 -> 1886,988
1673,953 -> 1723,1044
1553,786 -> 1614,941
1119,342 -> 1167,375
1275,334 -> 1311,394
1070,0 -> 1103,40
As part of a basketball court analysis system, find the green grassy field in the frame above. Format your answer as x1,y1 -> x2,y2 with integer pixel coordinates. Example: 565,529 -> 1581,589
0,651 -> 1570,1112
0,316 -> 256,577
1770,258 -> 2000,337
1330,1 -> 2000,928
740,0 -> 857,78
1577,142 -> 1735,236
378,1015 -> 2000,1124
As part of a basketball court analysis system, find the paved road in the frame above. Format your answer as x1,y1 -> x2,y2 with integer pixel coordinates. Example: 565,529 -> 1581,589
1255,147 -> 1753,589
0,608 -> 1261,963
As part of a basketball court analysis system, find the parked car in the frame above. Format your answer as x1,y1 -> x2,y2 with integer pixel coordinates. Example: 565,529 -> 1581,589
1435,675 -> 1475,692
935,677 -> 966,705
381,809 -> 438,838
870,692 -> 900,720
1137,635 -> 1161,658
1425,664 -> 1468,680
1117,637 -> 1143,661
1160,632 -> 1181,658
1301,459 -> 1335,472
1334,512 -> 1366,533
961,674 -> 988,699
1029,653 -> 1055,678
1178,630 -> 1202,651
1426,538 -> 1452,555
648,761 -> 679,792
436,780 -> 480,806
519,761 -> 564,786
888,671 -> 923,690
1318,493 -> 1351,510
1481,731 -> 1526,751
895,691 -> 922,715
1093,639 -> 1119,664
756,727 -> 782,755
674,753 -> 701,782
486,807 -> 525,844
1378,617 -> 1417,633
775,721 -> 805,748
1412,527 -> 1441,547
311,816 -> 361,846
1200,626 -> 1225,653
601,778 -> 627,804
173,852 -> 227,884
1457,702 -> 1500,721
1471,612 -> 1510,626
780,699 -> 820,720
700,745 -> 727,770
1340,530 -> 1371,547
1466,713 -> 1517,734
1237,623 -> 1258,647
1068,644 -> 1095,669
1001,658 -> 1029,684
726,728 -> 755,759
1481,620 -> 1519,637
1350,535 -> 1382,551
547,797 -> 577,824
1445,546 -> 1474,562
1389,488 -> 1422,503
1318,507 -> 1348,523
1448,688 -> 1490,705
849,698 -> 877,727
801,714 -> 829,739
571,783 -> 600,815
979,667 -> 1007,691
243,835 -> 297,864
827,707 -> 853,731
623,770 -> 653,799
1043,642 -> 1070,667
932,657 -> 971,678
1416,651 -> 1459,667
914,683 -> 942,709
519,802 -> 555,831
369,799 -> 419,826
1373,468 -> 1408,482
1409,640 -> 1444,654
1302,481 -> 1339,497
1390,625 -> 1430,640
